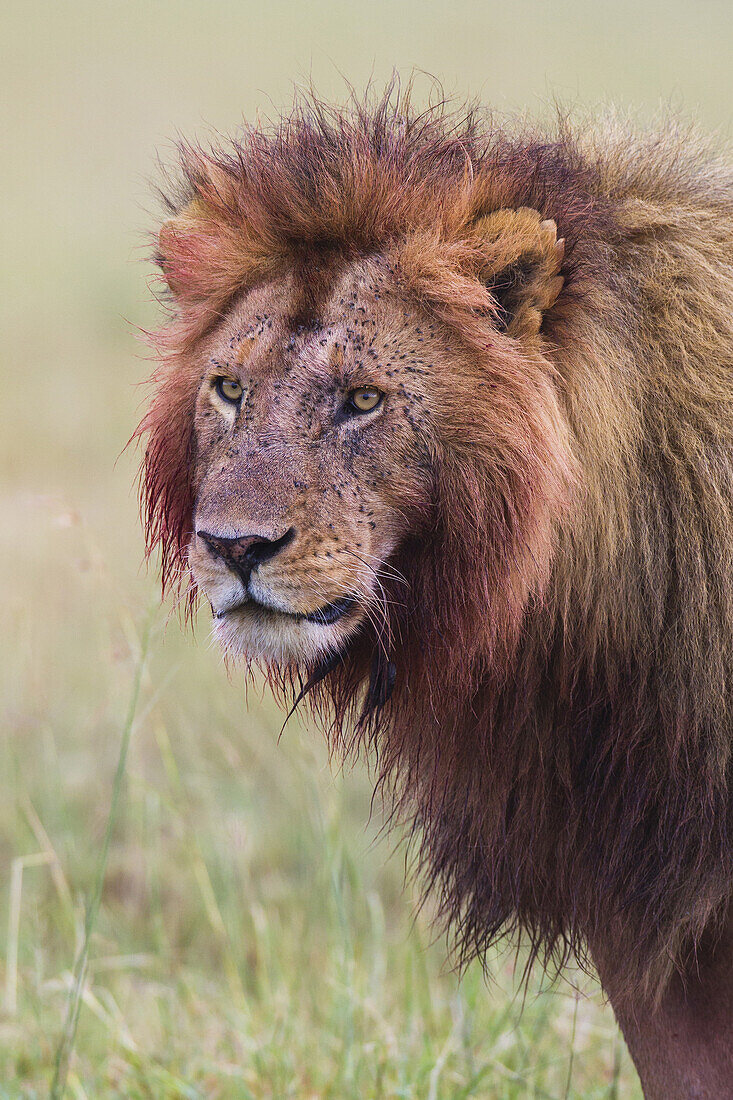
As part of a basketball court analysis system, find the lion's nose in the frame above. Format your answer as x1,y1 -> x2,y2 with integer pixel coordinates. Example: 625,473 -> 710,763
197,528 -> 295,584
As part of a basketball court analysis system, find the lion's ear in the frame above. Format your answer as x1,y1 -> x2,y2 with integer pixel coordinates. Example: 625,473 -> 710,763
156,198 -> 212,298
473,207 -> 565,337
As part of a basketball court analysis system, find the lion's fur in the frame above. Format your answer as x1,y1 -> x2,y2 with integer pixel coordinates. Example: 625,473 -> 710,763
140,92 -> 733,1006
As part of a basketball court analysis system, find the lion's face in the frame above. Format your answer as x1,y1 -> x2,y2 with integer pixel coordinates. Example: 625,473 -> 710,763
144,126 -> 571,678
188,259 -> 435,664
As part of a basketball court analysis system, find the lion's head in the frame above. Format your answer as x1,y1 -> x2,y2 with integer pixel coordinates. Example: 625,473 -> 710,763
187,223 -> 568,674
139,97 -> 596,704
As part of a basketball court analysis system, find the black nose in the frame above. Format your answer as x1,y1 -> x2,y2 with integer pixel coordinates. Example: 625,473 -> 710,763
197,528 -> 295,585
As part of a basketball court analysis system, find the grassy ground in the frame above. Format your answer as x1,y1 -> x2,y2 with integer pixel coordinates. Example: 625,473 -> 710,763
2,1 -> 730,1095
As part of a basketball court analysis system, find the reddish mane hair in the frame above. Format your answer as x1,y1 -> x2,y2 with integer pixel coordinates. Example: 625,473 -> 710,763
138,89 -> 733,1009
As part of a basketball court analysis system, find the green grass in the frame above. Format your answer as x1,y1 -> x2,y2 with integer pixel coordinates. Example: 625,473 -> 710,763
4,0 -> 730,1093
0,609 -> 637,1099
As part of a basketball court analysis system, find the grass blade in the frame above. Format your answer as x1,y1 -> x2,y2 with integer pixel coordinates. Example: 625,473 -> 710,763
49,611 -> 154,1099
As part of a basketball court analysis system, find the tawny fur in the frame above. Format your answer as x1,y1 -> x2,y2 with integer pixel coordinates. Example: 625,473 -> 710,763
138,92 -> 733,1009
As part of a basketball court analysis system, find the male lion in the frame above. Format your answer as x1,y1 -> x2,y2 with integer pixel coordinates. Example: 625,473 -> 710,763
139,94 -> 733,1098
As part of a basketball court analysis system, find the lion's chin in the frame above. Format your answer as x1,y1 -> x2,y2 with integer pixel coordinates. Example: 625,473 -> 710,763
211,598 -> 363,665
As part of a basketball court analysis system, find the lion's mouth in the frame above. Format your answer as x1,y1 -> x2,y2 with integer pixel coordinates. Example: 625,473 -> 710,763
215,593 -> 358,626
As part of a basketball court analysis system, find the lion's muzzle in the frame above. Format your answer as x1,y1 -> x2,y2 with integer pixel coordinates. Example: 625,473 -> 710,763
190,520 -> 365,663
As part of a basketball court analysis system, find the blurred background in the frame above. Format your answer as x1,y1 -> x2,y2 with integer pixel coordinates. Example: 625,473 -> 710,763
1,2 -> 730,1095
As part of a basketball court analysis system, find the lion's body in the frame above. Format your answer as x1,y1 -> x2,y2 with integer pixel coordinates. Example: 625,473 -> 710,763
141,98 -> 733,1096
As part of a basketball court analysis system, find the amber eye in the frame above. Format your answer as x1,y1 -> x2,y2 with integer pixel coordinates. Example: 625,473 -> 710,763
347,386 -> 382,413
215,377 -> 243,404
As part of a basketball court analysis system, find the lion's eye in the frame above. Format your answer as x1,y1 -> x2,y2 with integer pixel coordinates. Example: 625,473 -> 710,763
347,386 -> 382,413
215,377 -> 243,404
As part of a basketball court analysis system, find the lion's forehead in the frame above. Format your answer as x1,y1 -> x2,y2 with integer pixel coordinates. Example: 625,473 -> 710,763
191,260 -> 435,530
202,260 -> 422,384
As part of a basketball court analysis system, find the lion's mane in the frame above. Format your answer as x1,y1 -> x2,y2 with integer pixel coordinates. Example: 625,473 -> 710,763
140,91 -> 733,1005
